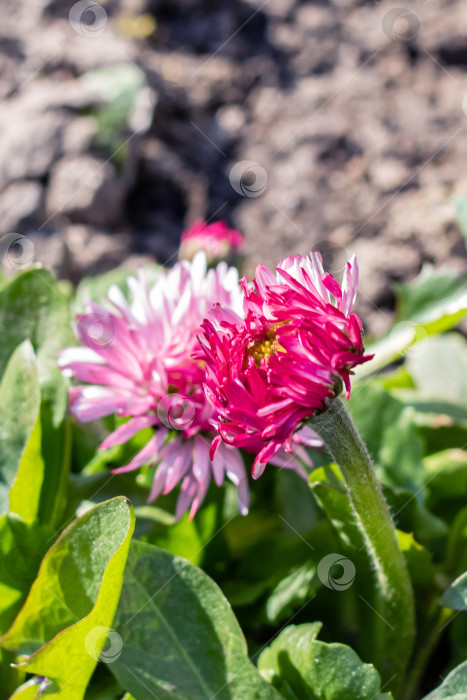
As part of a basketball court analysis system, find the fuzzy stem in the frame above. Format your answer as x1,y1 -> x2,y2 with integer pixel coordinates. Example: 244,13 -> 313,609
310,397 -> 415,697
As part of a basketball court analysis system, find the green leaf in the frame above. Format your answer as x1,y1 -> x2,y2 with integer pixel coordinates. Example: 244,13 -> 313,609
424,451 -> 467,523
0,514 -> 49,634
422,660 -> 467,699
397,531 -> 436,588
407,334 -> 467,409
110,539 -> 283,700
0,340 -> 71,528
347,383 -> 426,492
258,623 -> 392,700
382,485 -> 446,544
266,562 -> 318,624
359,266 -> 467,374
1,497 -> 135,700
11,400 -> 71,529
440,572 -> 467,611
9,678 -> 42,698
0,341 -> 40,514
0,268 -> 73,423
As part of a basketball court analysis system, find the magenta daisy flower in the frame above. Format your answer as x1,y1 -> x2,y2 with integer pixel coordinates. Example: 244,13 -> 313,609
59,253 -> 311,519
180,220 -> 243,264
199,252 -> 373,478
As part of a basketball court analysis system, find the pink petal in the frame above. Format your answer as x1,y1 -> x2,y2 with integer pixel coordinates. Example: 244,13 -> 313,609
100,415 -> 158,449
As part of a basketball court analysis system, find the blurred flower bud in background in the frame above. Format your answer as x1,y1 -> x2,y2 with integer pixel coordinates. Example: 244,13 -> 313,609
179,220 -> 244,267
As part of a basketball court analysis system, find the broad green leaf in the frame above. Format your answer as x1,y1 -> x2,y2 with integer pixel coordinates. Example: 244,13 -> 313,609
440,572 -> 467,611
358,266 -> 467,374
110,539 -> 283,700
407,334 -> 467,409
258,623 -> 391,700
0,341 -> 40,514
422,660 -> 467,699
0,268 -> 73,423
0,514 -> 49,634
1,497 -> 135,700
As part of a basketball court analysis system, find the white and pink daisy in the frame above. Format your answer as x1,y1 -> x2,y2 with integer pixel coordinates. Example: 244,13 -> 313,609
200,252 -> 373,478
59,253 -> 312,520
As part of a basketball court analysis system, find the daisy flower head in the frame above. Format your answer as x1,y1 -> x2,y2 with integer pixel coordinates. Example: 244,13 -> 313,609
59,252 -> 250,520
200,251 -> 373,478
179,220 -> 244,265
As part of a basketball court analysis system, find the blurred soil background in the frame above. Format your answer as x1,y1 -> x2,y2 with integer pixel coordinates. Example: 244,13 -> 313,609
1,0 -> 467,334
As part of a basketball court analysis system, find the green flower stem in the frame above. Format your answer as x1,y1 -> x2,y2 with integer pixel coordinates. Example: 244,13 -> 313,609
310,397 -> 415,696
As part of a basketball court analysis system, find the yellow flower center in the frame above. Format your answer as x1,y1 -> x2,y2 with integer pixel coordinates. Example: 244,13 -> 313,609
247,327 -> 285,366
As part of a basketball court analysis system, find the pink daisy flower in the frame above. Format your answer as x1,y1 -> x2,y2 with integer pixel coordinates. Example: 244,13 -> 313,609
199,252 -> 373,478
59,253 -> 311,520
180,220 -> 244,264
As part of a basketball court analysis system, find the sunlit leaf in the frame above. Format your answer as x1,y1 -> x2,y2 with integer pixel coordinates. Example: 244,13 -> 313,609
1,497 -> 134,699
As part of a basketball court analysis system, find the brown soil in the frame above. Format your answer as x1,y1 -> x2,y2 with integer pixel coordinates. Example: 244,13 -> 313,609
1,0 -> 467,334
